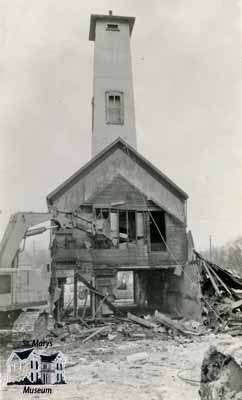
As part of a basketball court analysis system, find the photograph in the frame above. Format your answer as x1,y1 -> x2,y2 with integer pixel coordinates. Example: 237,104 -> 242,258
0,1 -> 242,399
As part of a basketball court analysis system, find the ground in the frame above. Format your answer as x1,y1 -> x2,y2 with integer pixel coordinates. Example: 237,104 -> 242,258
1,332 -> 238,400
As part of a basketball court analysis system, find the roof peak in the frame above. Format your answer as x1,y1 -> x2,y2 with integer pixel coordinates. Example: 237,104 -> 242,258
47,137 -> 188,205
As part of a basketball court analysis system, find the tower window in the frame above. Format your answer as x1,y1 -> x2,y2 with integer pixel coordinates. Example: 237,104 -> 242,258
105,91 -> 124,124
106,24 -> 119,31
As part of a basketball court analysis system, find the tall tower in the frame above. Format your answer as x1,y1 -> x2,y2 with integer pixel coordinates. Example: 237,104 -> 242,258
89,11 -> 137,156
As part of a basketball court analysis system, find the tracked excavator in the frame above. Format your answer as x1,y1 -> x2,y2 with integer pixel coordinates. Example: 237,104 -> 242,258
0,208 -> 96,332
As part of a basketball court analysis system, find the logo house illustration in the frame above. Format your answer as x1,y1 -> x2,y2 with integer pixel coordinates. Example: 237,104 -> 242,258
6,348 -> 65,385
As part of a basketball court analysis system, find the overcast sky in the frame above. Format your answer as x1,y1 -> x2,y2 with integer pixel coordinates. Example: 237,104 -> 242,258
0,0 -> 241,251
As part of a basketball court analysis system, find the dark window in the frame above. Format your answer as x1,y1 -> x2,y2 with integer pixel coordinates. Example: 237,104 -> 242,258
57,363 -> 59,370
119,211 -> 127,243
128,211 -> 136,242
36,361 -> 38,369
57,373 -> 59,382
0,274 -> 11,294
60,364 -> 63,370
118,211 -> 136,244
31,361 -> 33,369
106,23 -> 119,31
149,211 -> 166,251
79,205 -> 93,214
105,91 -> 124,124
31,372 -> 33,382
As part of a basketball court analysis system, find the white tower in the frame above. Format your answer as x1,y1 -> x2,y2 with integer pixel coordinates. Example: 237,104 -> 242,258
89,11 -> 137,156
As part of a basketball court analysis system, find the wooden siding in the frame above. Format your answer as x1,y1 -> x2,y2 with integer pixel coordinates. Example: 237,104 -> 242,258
52,208 -> 188,269
53,247 -> 187,268
51,148 -> 186,223
165,214 -> 187,261
86,175 -> 147,209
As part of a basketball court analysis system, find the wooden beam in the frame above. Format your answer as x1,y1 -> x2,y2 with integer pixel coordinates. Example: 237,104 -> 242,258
82,326 -> 109,344
202,261 -> 221,296
154,311 -> 201,336
81,289 -> 88,320
207,264 -> 232,297
127,312 -> 157,329
76,272 -> 123,316
73,269 -> 78,318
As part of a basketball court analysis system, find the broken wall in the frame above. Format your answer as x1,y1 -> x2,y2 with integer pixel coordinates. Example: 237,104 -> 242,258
159,264 -> 202,320
134,265 -> 201,320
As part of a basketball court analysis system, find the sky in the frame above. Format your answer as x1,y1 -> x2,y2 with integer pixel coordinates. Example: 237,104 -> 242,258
0,0 -> 242,252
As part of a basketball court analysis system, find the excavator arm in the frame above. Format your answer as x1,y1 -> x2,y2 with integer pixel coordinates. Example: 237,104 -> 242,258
0,209 -> 73,269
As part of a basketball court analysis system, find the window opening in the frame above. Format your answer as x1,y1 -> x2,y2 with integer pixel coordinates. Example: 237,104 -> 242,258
106,91 -> 124,124
119,211 -> 127,243
115,271 -> 134,304
128,211 -> 136,242
106,23 -> 119,31
149,211 -> 166,251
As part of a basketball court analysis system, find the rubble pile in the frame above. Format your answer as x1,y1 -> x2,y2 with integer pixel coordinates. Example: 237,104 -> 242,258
44,310 -> 204,348
195,252 -> 242,336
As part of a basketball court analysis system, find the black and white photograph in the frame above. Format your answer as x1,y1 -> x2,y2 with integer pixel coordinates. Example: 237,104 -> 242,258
0,1 -> 242,399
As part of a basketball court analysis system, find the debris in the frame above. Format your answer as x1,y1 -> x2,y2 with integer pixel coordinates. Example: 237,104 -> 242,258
194,251 -> 242,336
154,310 -> 201,336
49,327 -> 67,338
81,289 -> 89,319
76,273 -> 122,315
132,333 -> 146,339
202,261 -> 221,297
68,323 -> 82,335
230,299 -> 242,311
108,333 -> 117,341
127,312 -> 158,329
77,317 -> 89,329
82,325 -> 110,343
126,352 -> 148,362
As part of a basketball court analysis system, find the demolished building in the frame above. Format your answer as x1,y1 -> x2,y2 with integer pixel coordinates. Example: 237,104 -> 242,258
46,12 -> 201,321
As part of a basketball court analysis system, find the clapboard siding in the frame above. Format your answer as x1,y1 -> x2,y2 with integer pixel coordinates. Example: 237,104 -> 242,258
50,148 -> 186,223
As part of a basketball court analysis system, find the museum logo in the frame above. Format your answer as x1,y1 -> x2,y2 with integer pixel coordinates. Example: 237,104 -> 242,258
6,347 -> 66,394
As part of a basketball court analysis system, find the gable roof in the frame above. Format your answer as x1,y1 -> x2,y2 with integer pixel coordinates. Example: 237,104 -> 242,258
47,138 -> 188,204
14,348 -> 34,360
40,352 -> 60,363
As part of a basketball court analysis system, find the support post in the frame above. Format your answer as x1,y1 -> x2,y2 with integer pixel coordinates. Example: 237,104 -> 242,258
49,262 -> 57,317
73,269 -> 78,318
91,277 -> 96,319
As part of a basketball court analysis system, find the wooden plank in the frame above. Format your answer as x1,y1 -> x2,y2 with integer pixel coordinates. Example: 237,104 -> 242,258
207,264 -> 232,297
154,310 -> 201,336
76,273 -> 123,316
230,299 -> 242,311
202,261 -> 221,296
81,289 -> 88,319
82,326 -> 109,343
93,294 -> 108,319
53,247 -> 178,266
127,312 -> 157,329
73,270 -> 78,318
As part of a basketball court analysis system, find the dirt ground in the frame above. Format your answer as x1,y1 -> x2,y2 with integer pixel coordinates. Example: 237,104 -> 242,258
1,332 -> 238,400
